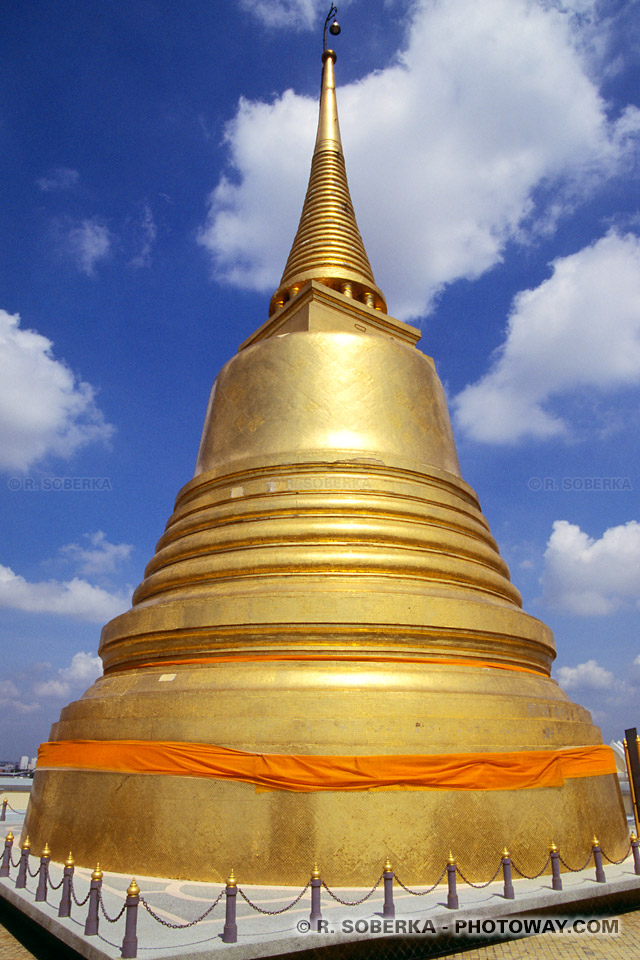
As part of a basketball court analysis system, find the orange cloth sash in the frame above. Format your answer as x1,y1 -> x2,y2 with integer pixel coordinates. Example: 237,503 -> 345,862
36,740 -> 616,792
107,655 -> 545,677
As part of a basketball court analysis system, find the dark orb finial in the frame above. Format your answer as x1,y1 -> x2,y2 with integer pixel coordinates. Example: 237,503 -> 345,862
323,5 -> 340,51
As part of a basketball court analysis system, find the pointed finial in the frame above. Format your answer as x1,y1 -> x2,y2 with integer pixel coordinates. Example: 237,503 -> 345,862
6,831 -> 13,842
447,851 -> 455,865
127,878 -> 140,897
65,851 -> 74,868
631,832 -> 637,843
550,840 -> 557,853
311,862 -> 321,879
42,842 -> 51,858
502,846 -> 510,860
269,10 -> 386,316
592,835 -> 599,847
22,836 -> 31,850
384,857 -> 392,873
91,863 -> 103,881
227,867 -> 237,887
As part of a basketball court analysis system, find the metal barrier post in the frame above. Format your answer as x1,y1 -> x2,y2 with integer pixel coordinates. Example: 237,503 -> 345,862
222,869 -> 238,944
592,836 -> 606,883
310,863 -> 322,931
120,878 -> 140,959
15,837 -> 30,889
501,847 -> 514,899
84,864 -> 103,936
631,833 -> 640,876
550,842 -> 562,891
58,853 -> 74,918
0,798 -> 7,822
382,857 -> 395,919
35,843 -> 51,902
0,831 -> 13,877
447,853 -> 458,909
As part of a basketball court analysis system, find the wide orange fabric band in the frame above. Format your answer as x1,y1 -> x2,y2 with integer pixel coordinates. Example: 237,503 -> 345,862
106,654 -> 545,677
36,740 -> 616,793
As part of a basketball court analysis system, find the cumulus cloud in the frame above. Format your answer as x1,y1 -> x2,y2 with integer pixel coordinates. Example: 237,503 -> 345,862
556,659 -> 616,691
36,167 -> 79,192
33,651 -> 102,699
60,531 -> 133,577
199,0 -> 640,319
0,680 -> 20,701
128,203 -> 157,269
0,564 -> 130,623
0,309 -> 113,472
238,0 -> 333,30
62,217 -> 111,276
541,519 -> 640,615
453,231 -> 640,443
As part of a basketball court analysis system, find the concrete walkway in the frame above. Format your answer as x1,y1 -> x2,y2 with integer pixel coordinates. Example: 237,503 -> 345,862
1,805 -> 639,960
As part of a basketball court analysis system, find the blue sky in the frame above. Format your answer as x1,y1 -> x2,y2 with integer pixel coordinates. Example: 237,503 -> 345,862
1,0 -> 639,758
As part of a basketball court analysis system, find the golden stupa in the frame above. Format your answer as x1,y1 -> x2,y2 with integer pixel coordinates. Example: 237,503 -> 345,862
25,35 -> 627,885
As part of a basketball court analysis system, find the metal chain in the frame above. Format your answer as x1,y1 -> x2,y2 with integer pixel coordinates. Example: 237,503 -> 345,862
322,874 -> 382,905
140,889 -> 224,929
26,859 -> 40,878
456,860 -> 503,888
6,803 -> 24,814
393,864 -> 448,896
511,853 -> 551,879
47,872 -> 64,891
70,877 -> 92,907
10,852 -> 21,868
558,850 -> 593,873
601,843 -> 631,865
238,881 -> 310,915
98,890 -> 127,924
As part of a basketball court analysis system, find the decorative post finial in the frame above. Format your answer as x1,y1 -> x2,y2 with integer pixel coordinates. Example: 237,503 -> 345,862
323,5 -> 340,51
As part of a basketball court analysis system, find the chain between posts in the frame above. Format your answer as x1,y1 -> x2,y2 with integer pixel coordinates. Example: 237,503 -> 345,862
511,853 -> 551,879
393,864 -> 448,896
9,852 -> 21,869
140,889 -> 224,929
558,850 -> 593,873
601,842 -> 632,865
26,859 -> 40,878
98,890 -> 127,924
238,881 -> 310,915
46,872 -> 64,891
456,859 -> 503,888
322,873 -> 382,905
70,876 -> 92,907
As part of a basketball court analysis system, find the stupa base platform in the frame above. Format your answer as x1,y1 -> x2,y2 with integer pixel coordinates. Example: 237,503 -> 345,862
25,660 -> 628,884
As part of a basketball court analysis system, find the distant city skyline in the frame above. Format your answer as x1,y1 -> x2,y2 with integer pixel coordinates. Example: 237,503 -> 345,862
0,0 -> 639,756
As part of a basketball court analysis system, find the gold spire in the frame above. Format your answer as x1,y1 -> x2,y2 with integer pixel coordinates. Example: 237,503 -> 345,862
269,49 -> 386,316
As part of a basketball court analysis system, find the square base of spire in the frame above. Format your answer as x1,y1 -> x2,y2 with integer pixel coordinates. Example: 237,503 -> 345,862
239,280 -> 423,352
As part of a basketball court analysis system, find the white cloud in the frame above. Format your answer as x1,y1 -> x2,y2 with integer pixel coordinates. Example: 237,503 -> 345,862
0,309 -> 113,472
36,167 -> 79,192
33,651 -> 102,699
453,231 -> 640,443
199,0 -> 639,319
541,519 -> 640,615
128,203 -> 157,269
0,563 -> 130,623
556,659 -> 616,691
60,531 -> 133,577
63,217 -> 111,276
0,680 -> 20,700
238,0 -> 332,30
